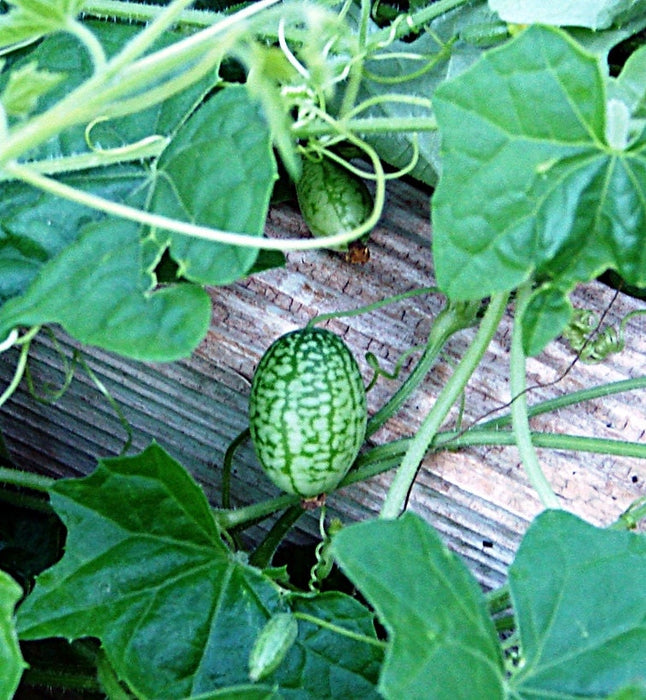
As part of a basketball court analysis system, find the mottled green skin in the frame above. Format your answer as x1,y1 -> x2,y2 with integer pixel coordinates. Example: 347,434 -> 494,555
249,328 -> 367,498
295,156 -> 373,251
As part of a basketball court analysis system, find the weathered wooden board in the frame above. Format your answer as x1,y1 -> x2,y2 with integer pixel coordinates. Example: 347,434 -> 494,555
1,177 -> 644,589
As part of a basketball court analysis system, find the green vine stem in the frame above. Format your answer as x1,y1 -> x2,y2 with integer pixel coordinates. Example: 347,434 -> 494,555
0,325 -> 41,410
379,292 -> 510,519
222,428 -> 251,509
610,496 -> 646,530
0,467 -> 56,493
0,136 -> 169,181
474,376 -> 646,432
214,492 -> 299,531
249,505 -> 305,569
83,0 -> 220,28
436,430 -> 646,459
510,284 -> 559,509
367,298 -> 481,437
209,426 -> 644,532
19,665 -> 102,695
96,648 -> 132,700
213,373 -> 646,532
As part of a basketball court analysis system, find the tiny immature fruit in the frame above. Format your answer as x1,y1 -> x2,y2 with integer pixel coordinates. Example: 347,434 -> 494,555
249,612 -> 298,681
249,327 -> 367,499
295,155 -> 373,257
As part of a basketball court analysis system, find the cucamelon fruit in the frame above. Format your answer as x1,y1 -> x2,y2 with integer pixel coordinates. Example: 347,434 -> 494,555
249,327 -> 367,499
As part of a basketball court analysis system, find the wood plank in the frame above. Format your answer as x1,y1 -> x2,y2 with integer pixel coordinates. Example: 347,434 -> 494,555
1,177 -> 644,589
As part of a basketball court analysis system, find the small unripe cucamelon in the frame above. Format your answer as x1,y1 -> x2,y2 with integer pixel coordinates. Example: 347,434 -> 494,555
249,327 -> 367,499
248,612 -> 298,681
295,155 -> 373,261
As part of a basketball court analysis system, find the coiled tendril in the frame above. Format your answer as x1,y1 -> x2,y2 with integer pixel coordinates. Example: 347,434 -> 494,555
563,308 -> 646,363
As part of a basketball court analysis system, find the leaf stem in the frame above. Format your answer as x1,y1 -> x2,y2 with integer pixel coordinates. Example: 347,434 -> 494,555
292,115 -> 438,139
249,505 -> 305,568
83,0 -> 220,28
379,293 -> 509,519
0,467 -> 55,493
0,137 -> 169,181
215,493 -> 300,531
510,284 -> 559,509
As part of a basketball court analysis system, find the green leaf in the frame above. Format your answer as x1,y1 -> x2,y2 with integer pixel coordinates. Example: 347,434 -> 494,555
432,25 -> 646,352
0,34 -> 278,358
332,513 -> 504,700
488,0 -> 640,29
609,685 -> 646,700
508,510 -> 646,697
0,569 -> 27,699
0,218 -> 211,361
273,593 -> 383,698
613,44 -> 646,119
0,0 -> 85,49
17,443 -> 289,698
148,85 -> 277,285
0,60 -> 63,117
521,284 -> 573,356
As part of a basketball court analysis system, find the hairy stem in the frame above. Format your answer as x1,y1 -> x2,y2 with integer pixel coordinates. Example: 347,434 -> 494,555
367,299 -> 481,436
83,0 -> 220,27
380,292 -> 509,519
510,283 -> 559,509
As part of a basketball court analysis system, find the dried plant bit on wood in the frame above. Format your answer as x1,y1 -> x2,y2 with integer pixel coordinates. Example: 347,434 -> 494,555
345,239 -> 371,264
301,493 -> 327,510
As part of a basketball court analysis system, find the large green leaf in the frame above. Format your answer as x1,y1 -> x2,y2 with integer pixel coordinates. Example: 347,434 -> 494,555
148,84 -> 277,285
0,218 -> 211,361
488,0 -> 645,30
331,513 -> 504,699
16,443 -> 289,698
431,25 -> 646,354
0,570 -> 26,699
508,510 -> 646,697
0,30 -> 278,358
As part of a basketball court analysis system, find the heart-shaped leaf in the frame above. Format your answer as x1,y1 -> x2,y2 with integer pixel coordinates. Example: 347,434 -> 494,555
16,444 -> 288,698
332,513 -> 504,699
508,510 -> 646,697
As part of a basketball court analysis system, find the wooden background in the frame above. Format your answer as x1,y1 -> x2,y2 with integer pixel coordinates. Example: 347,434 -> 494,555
1,177 -> 644,590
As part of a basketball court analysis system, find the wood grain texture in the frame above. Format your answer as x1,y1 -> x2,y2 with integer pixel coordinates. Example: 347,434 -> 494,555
1,177 -> 644,589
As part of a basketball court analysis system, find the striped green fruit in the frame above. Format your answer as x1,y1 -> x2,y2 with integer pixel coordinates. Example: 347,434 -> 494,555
249,327 -> 367,498
295,155 -> 373,252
